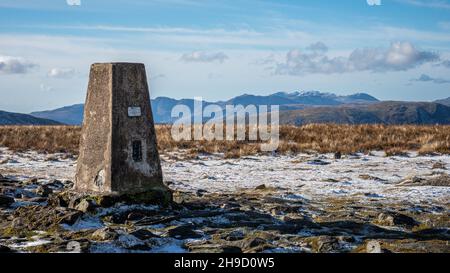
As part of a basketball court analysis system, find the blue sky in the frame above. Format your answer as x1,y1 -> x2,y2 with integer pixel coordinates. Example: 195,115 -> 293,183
0,0 -> 449,112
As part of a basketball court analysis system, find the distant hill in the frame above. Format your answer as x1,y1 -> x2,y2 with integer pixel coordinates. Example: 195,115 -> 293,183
0,110 -> 62,125
435,97 -> 450,106
30,104 -> 84,126
280,101 -> 450,125
30,91 -> 379,125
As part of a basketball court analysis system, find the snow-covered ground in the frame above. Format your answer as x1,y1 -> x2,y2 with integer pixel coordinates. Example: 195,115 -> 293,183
1,148 -> 448,205
1,147 -> 449,253
163,151 -> 449,205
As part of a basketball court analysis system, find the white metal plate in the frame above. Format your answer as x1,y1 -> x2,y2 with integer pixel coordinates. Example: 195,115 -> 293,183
128,107 -> 142,117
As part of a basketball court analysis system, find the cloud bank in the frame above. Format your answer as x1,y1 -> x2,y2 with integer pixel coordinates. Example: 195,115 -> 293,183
181,51 -> 229,63
47,68 -> 76,79
0,55 -> 37,74
275,42 -> 440,75
412,74 -> 450,84
66,0 -> 81,6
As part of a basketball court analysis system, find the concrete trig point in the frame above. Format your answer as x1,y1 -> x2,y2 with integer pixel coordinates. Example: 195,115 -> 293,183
75,63 -> 170,202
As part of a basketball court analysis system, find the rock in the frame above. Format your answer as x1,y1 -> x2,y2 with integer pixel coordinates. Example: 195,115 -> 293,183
255,184 -> 267,190
236,236 -> 271,253
0,194 -> 14,207
0,244 -> 13,253
322,178 -> 340,183
10,217 -> 25,229
220,202 -> 241,210
223,229 -> 246,241
167,224 -> 202,239
334,152 -> 342,160
189,244 -> 242,253
196,189 -> 208,197
64,240 -> 90,253
308,236 -> 341,253
84,195 -> 114,208
68,196 -> 81,209
24,178 -> 38,185
116,234 -> 148,250
91,227 -> 118,241
375,212 -> 419,228
398,176 -> 425,186
307,159 -> 331,165
48,193 -> 69,207
75,199 -> 96,213
36,185 -> 52,197
366,240 -> 382,253
27,197 -> 48,203
172,191 -> 191,204
47,179 -> 65,189
11,205 -> 83,232
359,174 -> 387,182
421,174 -> 450,187
432,162 -> 447,170
127,211 -> 146,221
130,229 -> 159,240
0,175 -> 19,184
106,212 -> 128,224
63,180 -> 74,189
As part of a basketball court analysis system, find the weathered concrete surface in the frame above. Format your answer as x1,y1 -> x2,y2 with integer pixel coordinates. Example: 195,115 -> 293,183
75,63 -> 169,200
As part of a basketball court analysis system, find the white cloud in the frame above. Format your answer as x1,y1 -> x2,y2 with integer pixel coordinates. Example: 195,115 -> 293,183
66,0 -> 81,6
181,51 -> 229,63
47,67 -> 76,79
367,0 -> 382,6
0,55 -> 37,74
275,42 -> 440,75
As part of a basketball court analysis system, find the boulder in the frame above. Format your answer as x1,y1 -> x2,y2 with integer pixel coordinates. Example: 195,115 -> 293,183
75,199 -> 96,213
375,212 -> 419,228
334,152 -> 342,160
91,227 -> 118,241
0,244 -> 13,253
366,240 -> 382,253
255,184 -> 267,190
130,229 -> 159,240
167,224 -> 202,239
36,185 -> 53,197
0,194 -> 14,207
309,236 -> 341,253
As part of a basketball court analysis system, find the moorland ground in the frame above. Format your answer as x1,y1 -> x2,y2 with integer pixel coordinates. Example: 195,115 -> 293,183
0,124 -> 449,157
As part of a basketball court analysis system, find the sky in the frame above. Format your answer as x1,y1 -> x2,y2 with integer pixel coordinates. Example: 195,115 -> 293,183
0,0 -> 449,113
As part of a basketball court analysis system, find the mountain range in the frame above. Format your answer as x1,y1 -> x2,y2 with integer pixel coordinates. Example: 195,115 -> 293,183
1,91 -> 449,125
30,91 -> 380,125
0,110 -> 62,125
280,101 -> 450,125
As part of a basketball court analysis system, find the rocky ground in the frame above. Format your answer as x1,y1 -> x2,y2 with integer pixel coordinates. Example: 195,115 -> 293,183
0,147 -> 449,253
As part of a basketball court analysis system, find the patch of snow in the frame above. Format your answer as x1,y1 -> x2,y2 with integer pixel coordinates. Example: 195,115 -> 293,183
61,215 -> 104,231
9,239 -> 52,249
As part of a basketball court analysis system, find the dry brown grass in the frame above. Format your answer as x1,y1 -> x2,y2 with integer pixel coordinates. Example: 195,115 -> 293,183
0,124 -> 449,157
0,126 -> 80,154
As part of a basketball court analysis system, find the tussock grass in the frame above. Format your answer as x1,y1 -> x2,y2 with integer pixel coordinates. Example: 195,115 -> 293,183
0,124 -> 449,156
